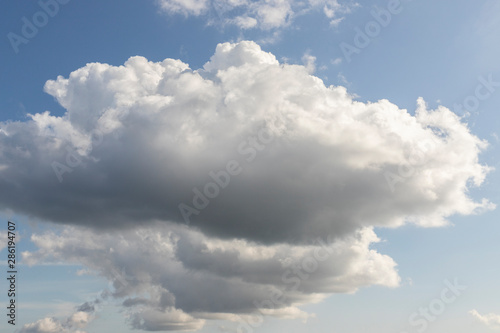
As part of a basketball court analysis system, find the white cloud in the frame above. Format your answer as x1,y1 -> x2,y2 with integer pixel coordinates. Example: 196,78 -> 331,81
18,318 -> 65,333
331,57 -> 342,65
18,299 -> 98,333
157,0 -> 354,30
158,0 -> 210,16
17,316 -> 89,333
301,52 -> 316,74
1,40 -> 495,331
129,307 -> 205,331
0,234 -> 7,252
470,309 -> 500,330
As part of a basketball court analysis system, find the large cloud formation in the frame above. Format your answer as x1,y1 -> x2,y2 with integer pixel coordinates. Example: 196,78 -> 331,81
1,40 -> 494,331
0,41 -> 493,244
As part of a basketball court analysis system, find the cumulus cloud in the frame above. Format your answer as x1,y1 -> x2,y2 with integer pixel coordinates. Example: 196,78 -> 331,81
17,314 -> 90,333
21,222 -> 398,331
1,40 -> 495,331
18,297 -> 99,333
470,309 -> 500,330
157,0 -> 354,29
18,317 -> 65,333
0,41 -> 493,245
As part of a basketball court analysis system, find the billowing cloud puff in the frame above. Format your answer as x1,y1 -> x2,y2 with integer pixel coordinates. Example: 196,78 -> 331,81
157,0 -> 353,29
0,41 -> 493,245
17,318 -> 64,333
17,315 -> 89,333
21,222 -> 399,331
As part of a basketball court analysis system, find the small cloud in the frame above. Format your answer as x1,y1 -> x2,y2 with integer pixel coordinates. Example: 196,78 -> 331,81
158,0 -> 210,16
331,57 -> 342,65
18,317 -> 65,333
19,299 -> 98,332
470,309 -> 500,330
302,52 -> 317,74
75,268 -> 91,276
157,0 -> 355,31
329,16 -> 344,26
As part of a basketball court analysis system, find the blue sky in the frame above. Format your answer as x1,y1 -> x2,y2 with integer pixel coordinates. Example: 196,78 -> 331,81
1,0 -> 500,332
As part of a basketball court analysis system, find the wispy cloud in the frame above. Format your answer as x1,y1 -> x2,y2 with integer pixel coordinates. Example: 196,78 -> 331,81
157,0 -> 355,30
470,309 -> 500,330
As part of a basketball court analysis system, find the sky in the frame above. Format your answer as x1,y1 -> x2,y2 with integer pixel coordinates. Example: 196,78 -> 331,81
1,0 -> 500,332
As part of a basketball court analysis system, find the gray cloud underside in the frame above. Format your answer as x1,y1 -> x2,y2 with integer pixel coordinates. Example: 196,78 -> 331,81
22,223 -> 398,331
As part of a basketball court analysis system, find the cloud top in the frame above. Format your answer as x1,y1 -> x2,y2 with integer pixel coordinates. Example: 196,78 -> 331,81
0,41 -> 493,245
21,223 -> 398,331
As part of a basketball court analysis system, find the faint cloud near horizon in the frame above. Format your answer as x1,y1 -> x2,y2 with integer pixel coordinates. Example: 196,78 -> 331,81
470,309 -> 500,330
